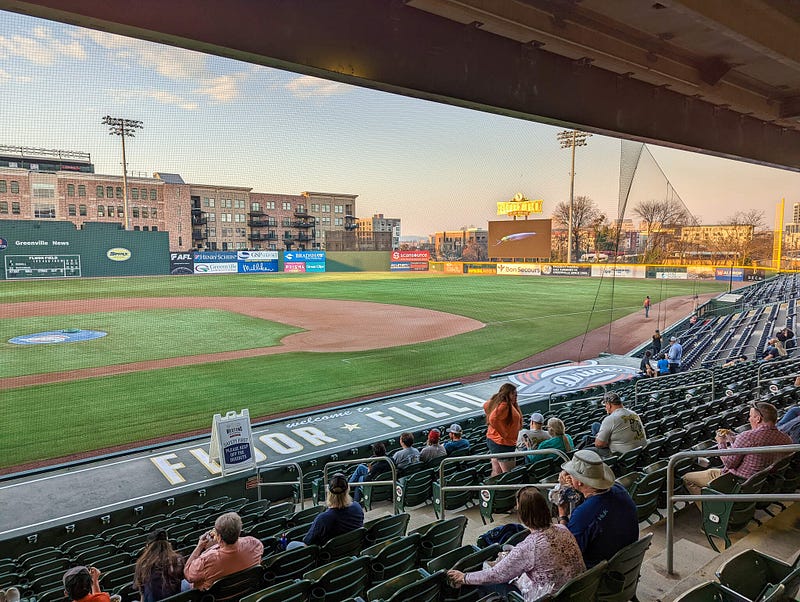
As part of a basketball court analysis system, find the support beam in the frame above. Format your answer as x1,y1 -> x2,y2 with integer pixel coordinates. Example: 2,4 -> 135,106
1,0 -> 799,171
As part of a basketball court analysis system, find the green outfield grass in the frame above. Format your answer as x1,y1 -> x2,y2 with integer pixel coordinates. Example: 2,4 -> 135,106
0,310 -> 300,377
0,273 -> 727,467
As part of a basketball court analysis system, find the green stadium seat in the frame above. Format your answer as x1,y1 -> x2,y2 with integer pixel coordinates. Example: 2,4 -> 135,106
205,564 -> 265,602
366,568 -> 444,602
702,469 -> 769,552
304,556 -> 370,602
363,513 -> 410,546
361,534 -> 421,584
716,548 -> 800,602
240,579 -> 312,602
262,544 -> 318,586
508,560 -> 608,602
411,516 -> 469,566
432,469 -> 478,519
478,468 -> 526,524
317,527 -> 366,564
394,470 -> 435,513
597,533 -> 653,602
671,581 -> 763,602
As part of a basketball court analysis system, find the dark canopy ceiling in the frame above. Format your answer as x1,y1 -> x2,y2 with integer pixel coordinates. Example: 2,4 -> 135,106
2,0 -> 799,170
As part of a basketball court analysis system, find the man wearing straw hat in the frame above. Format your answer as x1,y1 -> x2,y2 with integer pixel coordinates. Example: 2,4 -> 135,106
556,450 -> 638,568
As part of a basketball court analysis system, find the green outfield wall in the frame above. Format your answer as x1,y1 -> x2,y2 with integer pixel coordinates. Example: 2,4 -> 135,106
325,251 -> 390,272
0,220 -> 170,279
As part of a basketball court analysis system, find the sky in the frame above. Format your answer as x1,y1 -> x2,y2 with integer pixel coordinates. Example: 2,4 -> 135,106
0,11 -> 798,237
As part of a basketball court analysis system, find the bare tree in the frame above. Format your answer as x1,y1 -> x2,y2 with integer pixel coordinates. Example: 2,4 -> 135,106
633,199 -> 691,261
552,196 -> 603,260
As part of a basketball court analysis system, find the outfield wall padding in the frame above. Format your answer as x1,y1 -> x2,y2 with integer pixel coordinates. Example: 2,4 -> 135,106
325,251 -> 390,272
0,220 -> 169,279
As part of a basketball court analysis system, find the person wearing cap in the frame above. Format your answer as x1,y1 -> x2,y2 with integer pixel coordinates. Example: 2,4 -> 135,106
447,487 -> 585,598
444,423 -> 470,454
183,512 -> 263,591
683,401 -> 792,503
667,336 -> 683,373
134,530 -> 185,602
556,450 -> 638,568
62,566 -> 115,602
419,429 -> 447,463
484,383 -> 524,476
301,472 -> 364,546
528,418 -> 574,464
586,392 -> 646,458
516,412 -> 549,451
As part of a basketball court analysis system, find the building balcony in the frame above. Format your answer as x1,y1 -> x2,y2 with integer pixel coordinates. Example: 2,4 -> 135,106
344,214 -> 358,231
192,230 -> 205,241
192,216 -> 207,226
249,209 -> 267,217
248,219 -> 277,228
248,232 -> 278,241
294,208 -> 309,217
291,219 -> 316,228
294,233 -> 314,242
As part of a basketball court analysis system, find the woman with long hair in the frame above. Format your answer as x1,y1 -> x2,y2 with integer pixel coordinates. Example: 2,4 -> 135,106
133,530 -> 185,602
527,418 -> 574,464
484,383 -> 523,476
447,487 -> 585,599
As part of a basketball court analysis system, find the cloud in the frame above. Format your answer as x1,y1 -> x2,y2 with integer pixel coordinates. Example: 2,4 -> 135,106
0,25 -> 85,65
111,88 -> 199,111
0,67 -> 9,83
195,73 -> 247,103
285,75 -> 348,98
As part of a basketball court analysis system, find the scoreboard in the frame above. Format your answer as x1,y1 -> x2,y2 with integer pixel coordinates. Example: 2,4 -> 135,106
4,255 -> 82,279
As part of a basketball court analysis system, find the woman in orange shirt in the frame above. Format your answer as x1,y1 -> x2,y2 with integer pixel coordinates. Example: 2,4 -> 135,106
484,383 -> 523,476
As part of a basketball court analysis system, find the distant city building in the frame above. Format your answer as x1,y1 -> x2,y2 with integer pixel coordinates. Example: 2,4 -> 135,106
679,224 -> 753,245
357,213 -> 400,250
0,144 -> 360,252
432,228 -> 488,260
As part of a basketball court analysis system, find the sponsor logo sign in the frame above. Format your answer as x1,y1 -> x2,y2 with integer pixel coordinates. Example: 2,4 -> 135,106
194,251 -> 238,262
194,262 -> 238,274
508,361 -> 638,395
540,264 -> 591,276
169,251 -> 194,275
391,250 -> 430,261
238,250 -> 279,261
284,251 -> 326,262
106,248 -> 131,261
284,262 -> 306,273
305,262 -> 326,272
497,263 -> 541,276
9,329 -> 107,345
390,262 -> 411,272
715,267 -> 744,281
443,262 -> 462,274
656,271 -> 688,279
0,238 -> 7,251
238,261 -> 279,273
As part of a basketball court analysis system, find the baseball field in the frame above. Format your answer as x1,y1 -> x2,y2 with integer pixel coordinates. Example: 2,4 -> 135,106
0,272 -> 727,469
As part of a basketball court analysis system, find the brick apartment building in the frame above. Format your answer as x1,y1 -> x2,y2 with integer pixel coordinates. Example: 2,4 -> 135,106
0,146 -> 358,252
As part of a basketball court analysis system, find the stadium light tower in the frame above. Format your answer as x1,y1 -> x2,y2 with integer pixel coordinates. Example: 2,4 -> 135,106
102,115 -> 143,230
557,129 -> 591,263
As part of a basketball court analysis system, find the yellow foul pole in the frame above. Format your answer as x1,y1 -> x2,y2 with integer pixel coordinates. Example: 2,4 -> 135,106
773,198 -> 785,271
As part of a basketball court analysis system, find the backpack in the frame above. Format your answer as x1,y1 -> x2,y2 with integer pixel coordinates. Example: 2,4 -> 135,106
476,522 -> 527,548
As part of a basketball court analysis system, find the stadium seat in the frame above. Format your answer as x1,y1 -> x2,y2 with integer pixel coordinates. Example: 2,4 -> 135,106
425,544 -> 480,574
287,505 -> 324,528
508,560 -> 608,601
702,469 -> 769,552
262,544 -> 318,586
240,579 -> 312,602
361,471 -> 395,511
317,527 -> 366,564
596,533 -> 653,602
394,470 -> 435,513
205,564 -> 264,602
412,516 -> 469,565
304,555 -> 370,602
432,469 -> 478,519
363,513 -> 410,546
672,581 -> 776,602
613,448 -> 643,476
366,568 -> 444,602
362,534 -> 421,584
716,548 -> 800,602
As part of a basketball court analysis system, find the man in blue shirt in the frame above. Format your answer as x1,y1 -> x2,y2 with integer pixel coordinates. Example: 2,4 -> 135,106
443,423 -> 470,454
667,336 -> 683,373
556,450 -> 638,568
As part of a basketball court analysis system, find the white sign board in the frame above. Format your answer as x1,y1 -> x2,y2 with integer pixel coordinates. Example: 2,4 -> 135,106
209,409 -> 256,476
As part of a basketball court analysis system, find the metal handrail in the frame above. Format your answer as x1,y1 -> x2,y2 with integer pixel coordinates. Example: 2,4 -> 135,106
757,357 -> 800,387
635,368 -> 714,402
437,449 -> 571,519
665,444 -> 800,575
322,456 -> 398,504
632,382 -> 712,407
256,462 -> 305,510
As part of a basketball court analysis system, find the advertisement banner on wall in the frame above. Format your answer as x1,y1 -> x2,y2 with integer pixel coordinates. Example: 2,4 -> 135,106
715,267 -> 744,281
390,249 -> 430,272
591,265 -> 646,278
465,263 -> 497,274
488,220 -> 552,259
655,271 -> 688,279
305,262 -> 326,272
497,263 -> 541,276
743,268 -> 766,282
238,261 -> 279,273
169,251 -> 194,275
686,266 -> 716,280
391,250 -> 430,262
194,251 -> 238,263
540,264 -> 591,277
284,262 -> 306,273
238,250 -> 279,261
443,262 -> 463,274
390,262 -> 411,272
194,262 -> 238,274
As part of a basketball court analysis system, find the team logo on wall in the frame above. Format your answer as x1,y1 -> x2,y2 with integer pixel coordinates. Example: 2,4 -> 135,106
106,248 -> 132,261
509,360 -> 638,395
0,237 -> 7,251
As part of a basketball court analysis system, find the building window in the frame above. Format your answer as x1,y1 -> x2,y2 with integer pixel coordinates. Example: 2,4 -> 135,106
208,227 -> 216,237
105,186 -> 113,198
12,202 -> 20,214
235,199 -> 245,209
297,204 -> 305,212
34,203 -> 56,218
204,197 -> 215,208
116,187 -> 123,199
251,202 -> 261,211
79,204 -> 87,216
334,205 -> 343,213
96,186 -> 104,198
142,226 -> 149,231
335,218 -> 343,226
108,206 -> 115,217
67,184 -> 75,197
118,206 -> 124,216
178,236 -> 182,247
282,202 -> 291,210
322,204 -> 330,212
266,201 -> 275,209
282,217 -> 291,226
98,205 -> 105,217
151,207 -> 157,218
311,203 -> 319,212
131,188 -> 139,200
0,201 -> 7,213
142,207 -> 149,218
133,226 -> 140,231
321,216 -> 331,225
68,204 -> 77,216
132,206 -> 140,218
222,213 -> 232,222
152,226 -> 158,231
207,213 -> 216,221
78,185 -> 86,197
150,189 -> 157,201
10,181 -> 19,194
235,214 -> 245,222
0,180 -> 5,193
33,183 -> 55,198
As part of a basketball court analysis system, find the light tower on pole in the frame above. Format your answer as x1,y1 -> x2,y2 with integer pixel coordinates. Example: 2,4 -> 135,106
102,115 -> 143,230
557,129 -> 591,263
